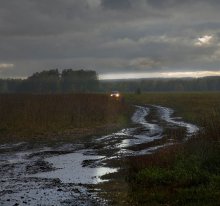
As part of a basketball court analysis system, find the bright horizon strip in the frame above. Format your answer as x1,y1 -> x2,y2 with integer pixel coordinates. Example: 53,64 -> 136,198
99,71 -> 220,80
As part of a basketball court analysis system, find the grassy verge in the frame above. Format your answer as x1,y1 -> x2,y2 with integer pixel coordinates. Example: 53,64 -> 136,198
99,92 -> 220,206
0,94 -> 131,143
127,140 -> 220,206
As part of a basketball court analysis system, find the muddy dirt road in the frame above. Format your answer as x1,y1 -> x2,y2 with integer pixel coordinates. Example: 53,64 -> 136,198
0,105 -> 199,206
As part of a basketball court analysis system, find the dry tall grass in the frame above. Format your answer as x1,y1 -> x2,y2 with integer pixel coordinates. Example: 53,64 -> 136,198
0,94 -> 128,139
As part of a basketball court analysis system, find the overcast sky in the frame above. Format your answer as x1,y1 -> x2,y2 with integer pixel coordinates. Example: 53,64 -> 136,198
1,0 -> 220,79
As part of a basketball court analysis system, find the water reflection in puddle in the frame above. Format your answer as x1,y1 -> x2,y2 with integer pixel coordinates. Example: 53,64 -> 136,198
155,105 -> 199,137
33,151 -> 118,184
98,106 -> 164,154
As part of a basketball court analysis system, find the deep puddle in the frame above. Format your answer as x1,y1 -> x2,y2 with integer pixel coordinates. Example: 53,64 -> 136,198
33,151 -> 118,184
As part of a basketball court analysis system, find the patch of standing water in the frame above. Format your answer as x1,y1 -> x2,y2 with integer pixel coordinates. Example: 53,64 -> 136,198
107,106 -> 163,151
31,151 -> 118,184
155,105 -> 199,137
132,106 -> 163,135
131,105 -> 149,124
97,106 -> 163,150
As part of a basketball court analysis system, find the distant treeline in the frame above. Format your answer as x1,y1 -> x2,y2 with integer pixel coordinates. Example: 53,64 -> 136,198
0,69 -> 99,93
100,76 -> 220,92
0,69 -> 220,93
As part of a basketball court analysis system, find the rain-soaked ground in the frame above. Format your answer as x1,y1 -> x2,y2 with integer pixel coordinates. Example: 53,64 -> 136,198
0,105 -> 199,206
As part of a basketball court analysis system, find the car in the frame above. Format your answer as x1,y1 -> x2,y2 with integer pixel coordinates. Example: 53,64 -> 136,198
110,91 -> 120,98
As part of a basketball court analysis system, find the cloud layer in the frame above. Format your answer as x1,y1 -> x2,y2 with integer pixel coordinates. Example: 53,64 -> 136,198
0,0 -> 220,78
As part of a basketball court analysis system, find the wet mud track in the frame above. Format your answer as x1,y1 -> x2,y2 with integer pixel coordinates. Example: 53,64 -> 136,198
0,105 -> 199,205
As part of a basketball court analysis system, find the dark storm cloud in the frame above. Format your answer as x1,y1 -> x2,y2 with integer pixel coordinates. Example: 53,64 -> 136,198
1,0 -> 220,78
101,0 -> 220,10
146,0 -> 220,8
0,0 -> 90,37
101,0 -> 132,10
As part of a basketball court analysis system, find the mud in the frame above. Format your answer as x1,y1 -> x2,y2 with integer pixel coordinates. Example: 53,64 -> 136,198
0,105 -> 199,205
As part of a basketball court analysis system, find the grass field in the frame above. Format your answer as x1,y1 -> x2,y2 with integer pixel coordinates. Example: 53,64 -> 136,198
0,94 -> 129,143
1,92 -> 220,205
100,92 -> 220,206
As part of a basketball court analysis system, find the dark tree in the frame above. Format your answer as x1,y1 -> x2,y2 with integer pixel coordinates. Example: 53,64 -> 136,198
61,69 -> 99,92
